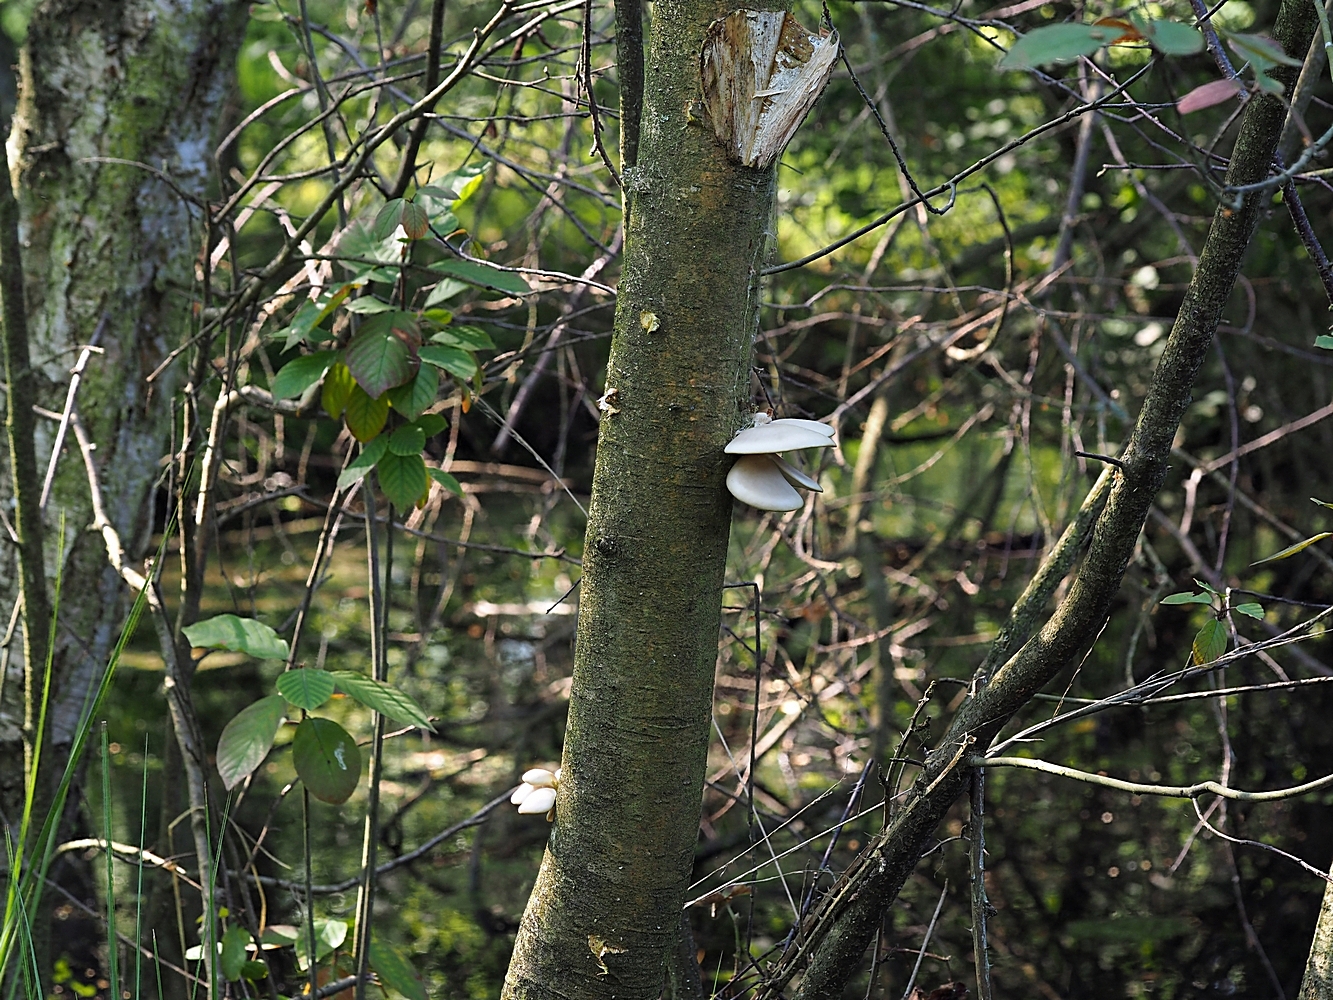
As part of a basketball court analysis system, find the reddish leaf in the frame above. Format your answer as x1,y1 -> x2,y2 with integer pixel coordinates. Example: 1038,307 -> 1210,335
1177,78 -> 1244,114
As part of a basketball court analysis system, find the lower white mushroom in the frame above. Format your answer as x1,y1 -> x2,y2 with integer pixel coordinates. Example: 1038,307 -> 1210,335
727,455 -> 803,511
512,765 -> 561,821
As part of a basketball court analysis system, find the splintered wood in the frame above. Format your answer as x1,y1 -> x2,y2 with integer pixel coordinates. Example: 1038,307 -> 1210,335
700,10 -> 839,169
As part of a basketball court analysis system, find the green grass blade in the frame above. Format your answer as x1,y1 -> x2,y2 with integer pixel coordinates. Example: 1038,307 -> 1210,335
100,722 -> 119,999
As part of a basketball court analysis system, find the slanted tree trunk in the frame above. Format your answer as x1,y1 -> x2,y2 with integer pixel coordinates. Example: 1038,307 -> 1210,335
501,0 -> 788,995
3,0 -> 245,987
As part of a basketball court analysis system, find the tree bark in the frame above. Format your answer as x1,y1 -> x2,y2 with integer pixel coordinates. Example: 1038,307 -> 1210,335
501,1 -> 786,996
768,0 -> 1319,993
1300,859 -> 1333,999
3,0 -> 246,987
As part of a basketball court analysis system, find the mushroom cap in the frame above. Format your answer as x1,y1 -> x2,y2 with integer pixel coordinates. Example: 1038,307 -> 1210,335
727,455 -> 804,511
725,419 -> 836,454
516,786 -> 557,815
510,782 -> 536,805
522,767 -> 558,788
772,455 -> 822,492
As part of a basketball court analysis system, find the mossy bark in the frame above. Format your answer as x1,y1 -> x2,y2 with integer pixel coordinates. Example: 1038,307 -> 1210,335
501,1 -> 784,996
1300,858 -> 1333,999
2,0 -> 245,986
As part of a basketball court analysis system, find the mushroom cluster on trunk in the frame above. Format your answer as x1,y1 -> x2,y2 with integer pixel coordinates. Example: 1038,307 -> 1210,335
511,766 -> 560,820
725,414 -> 834,511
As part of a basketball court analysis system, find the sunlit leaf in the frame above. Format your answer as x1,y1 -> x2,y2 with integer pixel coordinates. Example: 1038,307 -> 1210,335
1315,335 -> 1333,350
374,199 -> 406,240
1134,16 -> 1203,55
215,695 -> 286,790
419,344 -> 478,380
271,350 -> 338,400
1177,78 -> 1244,114
1161,591 -> 1213,605
401,201 -> 430,240
376,451 -> 429,509
332,671 -> 435,730
1232,602 -> 1265,620
428,259 -> 530,295
1250,531 -> 1332,564
369,939 -> 428,1000
345,385 -> 390,442
294,918 -> 348,969
343,296 -> 395,314
322,361 -> 357,420
276,668 -> 336,711
424,278 -> 469,306
338,435 -> 389,491
1192,618 -> 1228,664
428,467 -> 463,497
998,23 -> 1114,70
292,717 -> 361,804
184,614 -> 289,659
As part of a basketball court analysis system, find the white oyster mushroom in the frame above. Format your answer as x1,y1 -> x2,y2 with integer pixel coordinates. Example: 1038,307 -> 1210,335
522,767 -> 558,788
725,415 -> 833,511
516,786 -> 557,816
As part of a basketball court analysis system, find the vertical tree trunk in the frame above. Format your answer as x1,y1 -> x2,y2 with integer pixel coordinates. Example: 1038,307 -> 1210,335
1300,860 -> 1333,999
3,0 -> 245,986
501,1 -> 785,995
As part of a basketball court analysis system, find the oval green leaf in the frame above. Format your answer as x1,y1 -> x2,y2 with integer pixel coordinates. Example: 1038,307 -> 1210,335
345,385 -> 390,442
221,925 -> 253,982
374,198 -> 406,240
428,259 -> 530,295
401,201 -> 430,240
346,326 -> 418,399
430,324 -> 495,351
376,452 -> 429,510
998,23 -> 1111,70
337,435 -> 390,491
1160,591 -> 1213,605
276,668 -> 336,711
427,467 -> 463,498
331,671 -> 435,731
369,940 -> 428,1000
292,717 -> 361,805
1192,618 -> 1228,665
1232,602 -> 1265,620
386,364 -> 439,422
419,344 -> 478,380
216,695 -> 287,790
414,413 -> 448,438
1250,532 -> 1332,565
388,423 -> 426,456
1140,18 -> 1203,56
272,350 -> 338,400
184,614 -> 289,660
322,361 -> 357,420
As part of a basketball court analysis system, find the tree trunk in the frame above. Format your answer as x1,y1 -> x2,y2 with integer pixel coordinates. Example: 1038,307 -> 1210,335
501,1 -> 786,995
3,0 -> 245,987
1300,860 -> 1333,999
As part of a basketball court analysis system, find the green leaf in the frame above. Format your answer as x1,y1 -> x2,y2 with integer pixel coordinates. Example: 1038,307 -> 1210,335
1135,16 -> 1203,55
1193,579 -> 1220,597
292,717 -> 361,805
418,184 -> 461,201
345,385 -> 390,443
184,614 -> 289,659
427,467 -> 463,497
415,413 -> 448,438
424,278 -> 469,307
388,423 -> 426,456
385,364 -> 439,422
1192,618 -> 1228,664
345,320 -> 419,399
322,361 -> 357,420
428,259 -> 530,295
1251,532 -> 1332,564
239,961 -> 268,981
1227,31 -> 1302,69
221,925 -> 252,982
1232,602 -> 1265,620
431,324 -> 495,351
294,918 -> 348,969
369,940 -> 428,1000
276,668 -> 336,711
337,224 -> 401,282
337,435 -> 390,491
401,201 -> 430,240
1312,497 -> 1333,509
1315,335 -> 1333,350
998,23 -> 1113,70
1161,591 -> 1213,605
215,695 -> 286,790
374,199 -> 406,240
1253,72 -> 1285,95
331,671 -> 435,730
343,296 -> 395,315
376,451 -> 430,510
419,344 -> 478,380
271,350 -> 338,400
